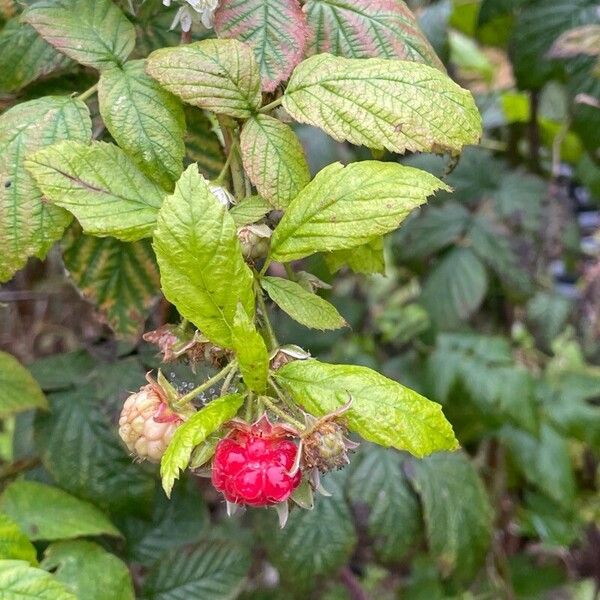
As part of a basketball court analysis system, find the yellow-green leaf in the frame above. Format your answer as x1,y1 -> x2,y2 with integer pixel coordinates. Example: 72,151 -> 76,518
276,359 -> 458,457
153,164 -> 254,348
261,276 -> 347,330
283,53 -> 481,154
270,160 -> 448,262
0,513 -> 38,565
25,141 -> 165,241
0,96 -> 91,282
24,0 -> 135,70
0,351 -> 47,417
0,481 -> 121,541
146,40 -> 262,118
98,60 -> 186,190
231,305 -> 269,393
240,114 -> 311,209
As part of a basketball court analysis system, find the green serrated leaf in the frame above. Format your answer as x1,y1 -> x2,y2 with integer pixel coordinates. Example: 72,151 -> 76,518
0,513 -> 38,565
511,0 -> 599,89
276,359 -> 458,457
0,561 -> 76,600
229,195 -> 271,227
25,140 -> 165,241
428,334 -> 537,432
421,247 -> 488,329
500,423 -> 576,507
24,0 -> 135,70
184,108 -> 226,180
0,18 -> 74,92
348,446 -> 422,563
62,230 -> 160,339
270,161 -> 447,262
121,479 -> 209,567
41,541 -> 134,600
0,480 -> 121,541
261,276 -> 347,330
0,96 -> 91,282
141,540 -> 251,600
161,393 -> 244,496
232,305 -> 269,393
240,115 -> 310,209
0,351 -> 47,416
214,0 -> 308,92
98,60 -> 186,190
259,470 -> 356,592
325,236 -> 385,275
146,39 -> 262,118
153,164 -> 254,348
36,380 -> 155,512
393,201 -> 470,261
305,0 -> 444,69
283,54 -> 481,154
406,452 -> 493,585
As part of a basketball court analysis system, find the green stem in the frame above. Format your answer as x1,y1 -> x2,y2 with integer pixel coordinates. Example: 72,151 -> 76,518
173,361 -> 237,410
259,97 -> 284,113
78,83 -> 98,102
256,287 -> 278,350
284,263 -> 296,281
269,376 -> 304,418
220,365 -> 238,395
214,144 -> 236,185
259,395 -> 305,430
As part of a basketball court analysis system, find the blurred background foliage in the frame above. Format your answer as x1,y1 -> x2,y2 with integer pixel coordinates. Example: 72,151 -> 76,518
1,0 -> 600,598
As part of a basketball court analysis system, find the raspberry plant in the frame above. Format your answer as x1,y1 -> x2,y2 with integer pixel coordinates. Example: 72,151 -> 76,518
2,0 -> 598,597
1,0 -> 481,506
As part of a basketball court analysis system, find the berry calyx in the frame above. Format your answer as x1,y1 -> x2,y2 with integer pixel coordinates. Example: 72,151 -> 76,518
118,376 -> 184,463
211,414 -> 301,507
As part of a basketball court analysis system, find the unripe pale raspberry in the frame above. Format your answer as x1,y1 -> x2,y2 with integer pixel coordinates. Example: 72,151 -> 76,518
118,384 -> 183,463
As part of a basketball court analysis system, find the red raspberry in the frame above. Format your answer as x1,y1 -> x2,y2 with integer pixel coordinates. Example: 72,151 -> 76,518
211,416 -> 301,507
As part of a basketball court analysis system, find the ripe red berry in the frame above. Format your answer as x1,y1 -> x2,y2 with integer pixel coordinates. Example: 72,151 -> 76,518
211,416 -> 301,507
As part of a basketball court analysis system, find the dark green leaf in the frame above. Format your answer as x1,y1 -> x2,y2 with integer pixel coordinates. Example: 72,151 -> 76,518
348,446 -> 422,563
406,452 -> 493,585
141,540 -> 251,600
62,230 -> 160,339
0,18 -> 73,92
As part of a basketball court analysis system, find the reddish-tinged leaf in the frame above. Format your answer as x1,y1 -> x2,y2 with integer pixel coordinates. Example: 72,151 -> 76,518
304,0 -> 444,70
214,0 -> 308,92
